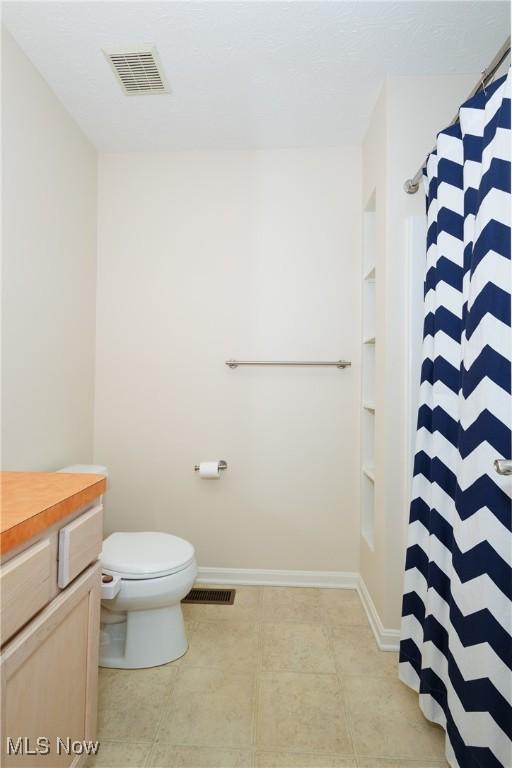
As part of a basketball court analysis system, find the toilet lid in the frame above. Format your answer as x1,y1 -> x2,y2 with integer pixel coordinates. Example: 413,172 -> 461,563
101,532 -> 195,579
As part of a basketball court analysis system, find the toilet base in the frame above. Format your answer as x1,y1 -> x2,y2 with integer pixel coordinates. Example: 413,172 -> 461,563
100,604 -> 188,669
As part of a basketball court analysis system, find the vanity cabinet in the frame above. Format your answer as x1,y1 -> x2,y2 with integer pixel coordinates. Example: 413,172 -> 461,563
0,472 -> 106,768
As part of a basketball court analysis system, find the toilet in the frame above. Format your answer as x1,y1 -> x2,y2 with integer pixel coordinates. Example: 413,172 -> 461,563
100,531 -> 197,668
57,465 -> 197,669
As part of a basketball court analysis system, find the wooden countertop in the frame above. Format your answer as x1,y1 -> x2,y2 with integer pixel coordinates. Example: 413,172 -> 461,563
0,471 -> 107,555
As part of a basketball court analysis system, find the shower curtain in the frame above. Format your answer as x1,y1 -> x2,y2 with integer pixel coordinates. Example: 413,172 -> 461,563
399,70 -> 511,768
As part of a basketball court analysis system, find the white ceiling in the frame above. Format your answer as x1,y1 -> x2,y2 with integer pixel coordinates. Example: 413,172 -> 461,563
3,1 -> 510,151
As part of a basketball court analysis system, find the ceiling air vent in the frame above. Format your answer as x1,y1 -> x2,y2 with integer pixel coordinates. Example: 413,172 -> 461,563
103,45 -> 169,95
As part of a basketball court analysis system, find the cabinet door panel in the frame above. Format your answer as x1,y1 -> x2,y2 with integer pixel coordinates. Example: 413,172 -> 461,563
1,563 -> 101,768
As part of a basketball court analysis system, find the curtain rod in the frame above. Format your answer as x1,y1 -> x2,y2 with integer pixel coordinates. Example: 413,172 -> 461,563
403,36 -> 511,194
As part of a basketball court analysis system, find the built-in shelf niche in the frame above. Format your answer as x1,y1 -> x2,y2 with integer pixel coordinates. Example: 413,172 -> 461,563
361,473 -> 375,549
362,336 -> 375,404
363,190 -> 376,275
361,409 -> 375,469
361,189 -> 376,550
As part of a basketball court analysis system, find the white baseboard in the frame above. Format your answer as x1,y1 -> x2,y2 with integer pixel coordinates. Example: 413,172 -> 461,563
197,566 -> 359,590
357,577 -> 400,651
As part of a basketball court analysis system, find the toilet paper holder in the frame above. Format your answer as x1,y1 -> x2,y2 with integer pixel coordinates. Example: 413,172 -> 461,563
194,460 -> 228,472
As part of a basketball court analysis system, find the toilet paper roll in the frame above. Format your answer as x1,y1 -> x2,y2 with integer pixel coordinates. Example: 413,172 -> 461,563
198,461 -> 221,479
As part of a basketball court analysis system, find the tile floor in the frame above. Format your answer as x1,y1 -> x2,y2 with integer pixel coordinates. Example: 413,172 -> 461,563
89,586 -> 449,768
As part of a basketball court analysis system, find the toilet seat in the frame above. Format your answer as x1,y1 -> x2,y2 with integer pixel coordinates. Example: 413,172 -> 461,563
102,531 -> 195,580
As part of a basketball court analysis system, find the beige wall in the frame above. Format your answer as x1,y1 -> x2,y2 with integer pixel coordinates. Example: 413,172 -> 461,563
94,148 -> 361,572
361,73 -> 477,630
1,29 -> 97,471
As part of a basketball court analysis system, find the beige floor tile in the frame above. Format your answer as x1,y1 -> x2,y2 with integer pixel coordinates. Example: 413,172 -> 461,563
97,666 -> 177,741
181,620 -> 260,671
343,676 -> 445,761
343,674 -> 427,720
256,752 -> 356,767
86,741 -> 152,767
148,744 -> 252,767
262,588 -> 325,624
257,671 -> 353,755
182,585 -> 262,623
330,625 -> 399,678
262,622 -> 335,674
320,590 -> 368,626
157,667 -> 255,748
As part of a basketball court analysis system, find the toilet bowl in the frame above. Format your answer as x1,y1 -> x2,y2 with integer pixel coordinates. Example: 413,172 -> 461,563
100,531 -> 197,669
55,464 -> 196,669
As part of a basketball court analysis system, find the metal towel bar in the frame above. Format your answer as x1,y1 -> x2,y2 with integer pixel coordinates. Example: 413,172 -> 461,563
226,360 -> 351,369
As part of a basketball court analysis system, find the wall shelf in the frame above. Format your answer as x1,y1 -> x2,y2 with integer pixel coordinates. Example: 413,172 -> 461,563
361,190 -> 377,550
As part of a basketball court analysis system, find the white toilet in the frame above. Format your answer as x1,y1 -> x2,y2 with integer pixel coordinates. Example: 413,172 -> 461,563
57,464 -> 197,669
100,531 -> 197,668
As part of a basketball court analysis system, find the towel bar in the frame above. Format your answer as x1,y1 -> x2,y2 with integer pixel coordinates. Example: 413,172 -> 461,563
225,360 -> 351,369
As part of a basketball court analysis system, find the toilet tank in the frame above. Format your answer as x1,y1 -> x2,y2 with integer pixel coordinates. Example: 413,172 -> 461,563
57,464 -> 108,476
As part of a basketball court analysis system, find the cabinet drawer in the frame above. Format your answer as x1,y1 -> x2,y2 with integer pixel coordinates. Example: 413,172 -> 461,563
58,504 -> 103,588
0,539 -> 53,645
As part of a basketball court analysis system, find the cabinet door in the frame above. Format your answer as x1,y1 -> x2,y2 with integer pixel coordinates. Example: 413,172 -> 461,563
1,562 -> 101,768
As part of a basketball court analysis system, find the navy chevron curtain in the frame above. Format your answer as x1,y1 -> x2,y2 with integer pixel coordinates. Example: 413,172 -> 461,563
400,70 -> 511,768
